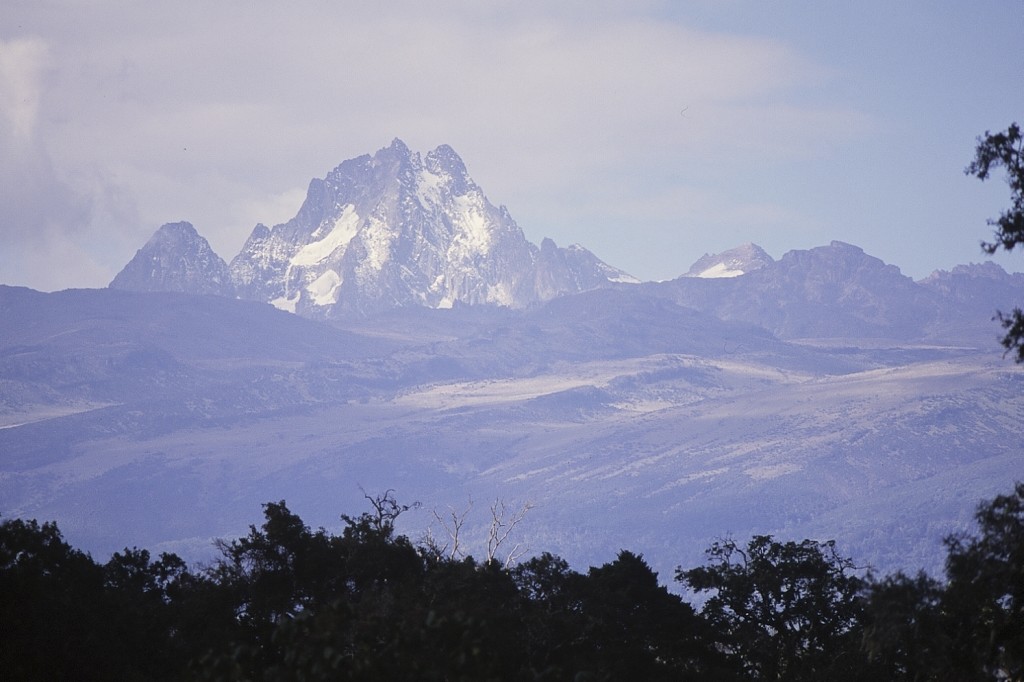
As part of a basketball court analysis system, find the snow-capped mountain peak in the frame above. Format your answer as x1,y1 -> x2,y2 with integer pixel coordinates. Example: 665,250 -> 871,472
684,243 -> 774,279
110,141 -> 635,317
220,140 -> 634,317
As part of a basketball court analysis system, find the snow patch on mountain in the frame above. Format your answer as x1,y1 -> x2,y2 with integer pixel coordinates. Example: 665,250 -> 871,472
271,292 -> 300,313
451,193 -> 493,255
308,270 -> 342,306
695,262 -> 747,279
291,204 -> 360,267
415,168 -> 445,207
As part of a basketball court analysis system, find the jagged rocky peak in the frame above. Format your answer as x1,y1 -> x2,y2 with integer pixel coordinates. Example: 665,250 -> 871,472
109,221 -> 234,297
534,239 -> 638,299
425,143 -> 471,186
920,261 -> 1019,284
918,261 -> 1024,309
684,243 -> 774,278
228,139 -> 632,318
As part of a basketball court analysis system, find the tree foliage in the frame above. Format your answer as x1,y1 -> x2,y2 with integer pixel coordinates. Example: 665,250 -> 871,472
861,571 -> 950,679
0,518 -> 188,680
943,482 -> 1024,679
968,123 -> 1024,256
677,535 -> 867,681
966,122 -> 1024,360
2,483 -> 1023,680
862,482 -> 1024,681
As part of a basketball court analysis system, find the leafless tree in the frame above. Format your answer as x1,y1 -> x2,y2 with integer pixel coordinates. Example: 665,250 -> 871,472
424,497 -> 474,561
485,498 -> 534,568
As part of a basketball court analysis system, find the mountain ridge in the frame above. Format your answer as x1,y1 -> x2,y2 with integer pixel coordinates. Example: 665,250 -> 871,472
104,140 -> 1023,340
643,240 -> 1024,343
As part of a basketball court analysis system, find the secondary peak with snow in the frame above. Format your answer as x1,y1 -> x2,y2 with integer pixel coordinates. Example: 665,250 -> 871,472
684,243 -> 774,279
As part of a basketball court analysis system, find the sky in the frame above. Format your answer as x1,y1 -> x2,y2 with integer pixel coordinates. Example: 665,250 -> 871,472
2,1 -> 1022,291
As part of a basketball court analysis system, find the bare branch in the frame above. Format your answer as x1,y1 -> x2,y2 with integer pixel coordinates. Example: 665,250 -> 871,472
502,540 -> 529,569
419,527 -> 446,562
428,497 -> 473,561
485,498 -> 533,567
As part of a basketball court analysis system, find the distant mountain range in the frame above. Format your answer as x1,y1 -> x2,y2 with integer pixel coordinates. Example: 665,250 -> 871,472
5,140 -> 1024,582
108,138 -> 1024,345
659,241 -> 1024,342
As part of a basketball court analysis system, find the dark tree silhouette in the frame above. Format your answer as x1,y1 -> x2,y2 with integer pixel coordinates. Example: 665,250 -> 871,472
861,482 -> 1024,681
677,535 -> 868,681
579,550 -> 724,680
862,571 -> 950,680
966,122 -> 1024,360
4,484 -> 1023,681
0,518 -> 190,680
943,482 -> 1024,680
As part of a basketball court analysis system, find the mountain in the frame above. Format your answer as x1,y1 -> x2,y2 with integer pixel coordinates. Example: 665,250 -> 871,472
534,238 -> 639,298
2,282 -> 1021,582
110,221 -> 235,297
684,242 -> 774,278
657,241 -> 958,340
920,261 -> 1024,315
220,139 -> 633,317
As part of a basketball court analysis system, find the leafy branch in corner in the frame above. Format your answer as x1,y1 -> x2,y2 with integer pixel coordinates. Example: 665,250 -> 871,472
966,122 -> 1024,361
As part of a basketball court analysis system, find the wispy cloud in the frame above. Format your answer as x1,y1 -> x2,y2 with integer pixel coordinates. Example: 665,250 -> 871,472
0,37 -> 109,290
0,37 -> 48,141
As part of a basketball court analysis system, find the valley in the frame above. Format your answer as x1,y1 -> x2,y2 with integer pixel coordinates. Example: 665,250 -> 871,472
3,281 -> 1021,582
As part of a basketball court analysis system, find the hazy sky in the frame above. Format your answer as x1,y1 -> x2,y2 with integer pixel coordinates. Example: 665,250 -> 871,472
2,1 -> 1022,291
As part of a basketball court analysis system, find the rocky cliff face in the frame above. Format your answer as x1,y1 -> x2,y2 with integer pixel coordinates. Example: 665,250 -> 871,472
226,139 -> 633,317
110,222 -> 234,297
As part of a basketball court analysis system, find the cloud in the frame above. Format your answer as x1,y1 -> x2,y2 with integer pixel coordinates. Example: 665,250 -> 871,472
0,36 -> 146,290
38,5 -> 852,171
0,36 -> 48,140
240,187 -> 308,233
4,3 -> 876,287
0,38 -> 98,289
0,131 -> 99,289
